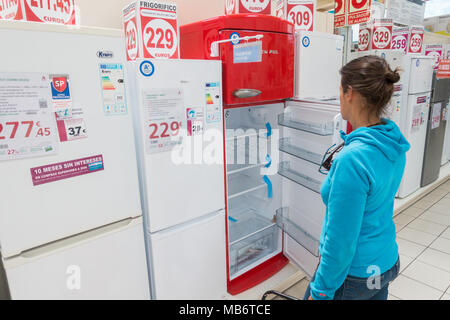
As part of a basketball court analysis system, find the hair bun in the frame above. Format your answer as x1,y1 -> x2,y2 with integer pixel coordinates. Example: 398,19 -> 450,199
385,68 -> 401,84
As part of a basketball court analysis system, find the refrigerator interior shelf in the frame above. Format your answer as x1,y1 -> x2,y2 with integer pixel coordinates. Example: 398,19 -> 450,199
227,149 -> 267,175
279,138 -> 324,165
275,208 -> 320,257
278,162 -> 322,194
228,208 -> 275,245
225,127 -> 269,142
227,163 -> 265,175
278,113 -> 334,136
227,174 -> 267,199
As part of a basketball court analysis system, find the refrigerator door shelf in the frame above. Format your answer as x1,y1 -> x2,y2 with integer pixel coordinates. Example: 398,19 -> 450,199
3,217 -> 149,300
275,207 -> 320,257
148,210 -> 227,300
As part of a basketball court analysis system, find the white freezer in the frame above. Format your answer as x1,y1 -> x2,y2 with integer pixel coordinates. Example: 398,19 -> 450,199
294,31 -> 344,101
148,211 -> 227,300
127,59 -> 225,234
0,22 -> 142,258
2,218 -> 149,300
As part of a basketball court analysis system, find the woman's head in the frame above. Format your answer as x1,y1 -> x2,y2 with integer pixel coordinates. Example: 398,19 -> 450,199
339,55 -> 401,126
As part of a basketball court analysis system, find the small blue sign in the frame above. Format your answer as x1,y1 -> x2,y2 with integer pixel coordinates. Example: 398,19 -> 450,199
302,36 -> 310,48
416,59 -> 420,67
140,60 -> 155,77
233,43 -> 262,64
230,32 -> 241,45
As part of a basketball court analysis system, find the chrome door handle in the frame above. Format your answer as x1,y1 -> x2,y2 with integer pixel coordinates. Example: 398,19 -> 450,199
233,89 -> 262,99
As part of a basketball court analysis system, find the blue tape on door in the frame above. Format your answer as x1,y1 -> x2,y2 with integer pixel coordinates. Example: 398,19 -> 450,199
263,175 -> 273,199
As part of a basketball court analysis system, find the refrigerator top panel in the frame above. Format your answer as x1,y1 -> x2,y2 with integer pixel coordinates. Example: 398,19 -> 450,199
0,22 -> 142,258
180,14 -> 295,36
294,31 -> 344,101
179,15 -> 295,106
431,72 -> 450,103
407,55 -> 434,95
129,59 -> 225,233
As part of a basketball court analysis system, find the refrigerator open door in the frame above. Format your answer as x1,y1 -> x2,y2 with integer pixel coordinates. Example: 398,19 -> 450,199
277,101 -> 344,277
128,59 -> 225,234
148,210 -> 227,300
2,218 -> 149,300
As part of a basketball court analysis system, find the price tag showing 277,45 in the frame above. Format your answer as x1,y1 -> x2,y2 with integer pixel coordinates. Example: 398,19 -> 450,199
0,72 -> 59,161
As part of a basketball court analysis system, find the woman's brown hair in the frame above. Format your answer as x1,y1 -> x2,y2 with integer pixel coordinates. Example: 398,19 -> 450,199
340,55 -> 401,118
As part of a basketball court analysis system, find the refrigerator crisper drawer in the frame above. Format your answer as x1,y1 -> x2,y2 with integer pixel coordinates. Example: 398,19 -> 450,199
3,218 -> 149,300
229,212 -> 280,279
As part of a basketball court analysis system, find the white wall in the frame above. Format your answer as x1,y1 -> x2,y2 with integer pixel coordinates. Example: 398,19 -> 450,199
76,0 -> 225,29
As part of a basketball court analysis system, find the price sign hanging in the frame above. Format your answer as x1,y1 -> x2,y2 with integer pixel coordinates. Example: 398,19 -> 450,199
347,0 -> 371,26
239,0 -> 271,14
408,26 -> 424,54
0,72 -> 59,161
287,0 -> 315,32
0,0 -> 23,20
23,0 -> 77,25
392,27 -> 410,54
334,0 -> 346,28
372,19 -> 393,50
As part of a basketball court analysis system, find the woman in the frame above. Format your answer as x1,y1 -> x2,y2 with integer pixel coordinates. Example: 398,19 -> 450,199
304,55 -> 410,300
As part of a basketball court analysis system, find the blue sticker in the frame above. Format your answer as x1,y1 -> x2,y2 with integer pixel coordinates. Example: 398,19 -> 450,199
230,32 -> 241,45
88,161 -> 104,172
381,52 -> 386,59
263,175 -> 273,199
416,59 -> 420,67
302,36 -> 310,48
233,42 -> 262,63
140,60 -> 155,77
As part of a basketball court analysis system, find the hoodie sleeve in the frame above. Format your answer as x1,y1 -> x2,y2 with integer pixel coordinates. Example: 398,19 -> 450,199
309,149 -> 370,300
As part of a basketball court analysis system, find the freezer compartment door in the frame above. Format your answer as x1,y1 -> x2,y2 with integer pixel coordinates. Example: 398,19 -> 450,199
3,218 -> 150,300
219,30 -> 294,105
408,57 -> 434,95
294,31 -> 344,101
398,93 -> 431,198
148,210 -> 227,300
131,59 -> 225,233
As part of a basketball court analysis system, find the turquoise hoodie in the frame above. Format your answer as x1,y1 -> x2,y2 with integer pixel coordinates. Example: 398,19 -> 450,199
309,119 -> 411,300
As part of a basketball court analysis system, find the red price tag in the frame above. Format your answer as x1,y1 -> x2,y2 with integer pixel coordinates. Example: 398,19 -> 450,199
358,27 -> 370,51
287,3 -> 314,31
143,18 -> 178,59
239,0 -> 271,14
0,0 -> 21,19
25,0 -> 75,24
372,26 -> 392,50
225,0 -> 235,14
125,19 -> 139,61
409,33 -> 423,54
392,35 -> 408,52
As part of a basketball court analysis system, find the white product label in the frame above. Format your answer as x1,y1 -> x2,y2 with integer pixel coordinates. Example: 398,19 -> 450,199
0,72 -> 59,161
99,63 -> 127,116
142,88 -> 184,154
431,103 -> 442,130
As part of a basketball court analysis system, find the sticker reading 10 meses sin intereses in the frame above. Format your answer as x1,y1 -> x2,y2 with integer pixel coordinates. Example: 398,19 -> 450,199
0,72 -> 59,161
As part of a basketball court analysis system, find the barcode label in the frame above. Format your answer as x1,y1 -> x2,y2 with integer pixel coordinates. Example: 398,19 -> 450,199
0,144 -> 8,149
39,99 -> 48,109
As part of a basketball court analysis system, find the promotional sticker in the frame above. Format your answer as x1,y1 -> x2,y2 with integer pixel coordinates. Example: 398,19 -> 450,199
142,87 -> 184,154
55,106 -> 88,142
30,155 -> 104,186
411,104 -> 422,133
425,45 -> 444,70
0,72 -> 58,161
233,41 -> 262,64
437,59 -> 450,79
99,63 -> 127,116
50,74 -> 73,119
205,82 -> 222,124
431,103 -> 442,130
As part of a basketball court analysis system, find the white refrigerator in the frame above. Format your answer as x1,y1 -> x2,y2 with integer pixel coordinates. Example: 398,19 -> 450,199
0,21 -> 149,299
294,31 -> 344,101
127,59 -> 227,300
397,56 -> 434,198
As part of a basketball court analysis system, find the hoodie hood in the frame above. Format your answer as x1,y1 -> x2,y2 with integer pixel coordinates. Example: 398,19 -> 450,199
340,119 -> 410,162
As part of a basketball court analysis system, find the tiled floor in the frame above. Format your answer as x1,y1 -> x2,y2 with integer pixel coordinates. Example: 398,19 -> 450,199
390,179 -> 450,300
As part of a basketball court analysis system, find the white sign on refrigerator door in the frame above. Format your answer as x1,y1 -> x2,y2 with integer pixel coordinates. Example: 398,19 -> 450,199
0,72 -> 58,161
431,103 -> 442,130
99,63 -> 127,116
142,88 -> 184,154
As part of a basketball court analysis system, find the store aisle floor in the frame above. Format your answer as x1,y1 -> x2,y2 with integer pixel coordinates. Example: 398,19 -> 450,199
389,178 -> 450,300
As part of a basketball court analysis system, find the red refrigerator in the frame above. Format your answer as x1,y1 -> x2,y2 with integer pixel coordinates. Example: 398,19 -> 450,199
180,14 -> 295,295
